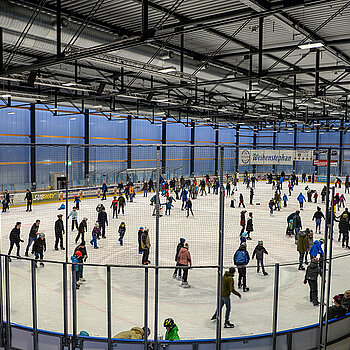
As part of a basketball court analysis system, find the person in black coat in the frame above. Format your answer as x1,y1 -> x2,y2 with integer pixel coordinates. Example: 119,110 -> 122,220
55,214 -> 65,250
249,188 -> 254,205
173,238 -> 185,280
33,233 -> 46,267
75,242 -> 88,283
303,258 -> 322,306
185,198 -> 193,217
8,222 -> 23,256
25,219 -> 40,256
24,189 -> 33,212
246,212 -> 253,240
338,214 -> 350,248
252,241 -> 268,275
138,227 -> 144,254
325,295 -> 346,321
98,208 -> 108,238
75,217 -> 88,244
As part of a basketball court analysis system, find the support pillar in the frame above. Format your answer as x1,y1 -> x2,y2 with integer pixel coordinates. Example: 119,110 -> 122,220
315,126 -> 320,174
56,0 -> 61,57
30,104 -> 36,190
253,129 -> 257,173
142,0 -> 148,40
339,120 -> 344,176
161,118 -> 166,175
0,28 -> 3,71
84,109 -> 89,180
235,126 -> 240,172
258,17 -> 264,76
272,125 -> 276,174
190,121 -> 195,176
293,125 -> 297,172
315,49 -> 320,96
215,128 -> 219,175
127,115 -> 132,169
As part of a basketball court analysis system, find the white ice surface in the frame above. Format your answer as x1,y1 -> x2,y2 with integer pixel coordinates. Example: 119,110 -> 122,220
1,180 -> 349,340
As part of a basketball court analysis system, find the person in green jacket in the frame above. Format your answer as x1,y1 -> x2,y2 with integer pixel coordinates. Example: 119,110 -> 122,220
211,267 -> 241,328
164,318 -> 180,340
297,229 -> 309,270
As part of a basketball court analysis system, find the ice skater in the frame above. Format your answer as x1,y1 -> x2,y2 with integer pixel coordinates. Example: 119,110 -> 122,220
185,198 -> 194,217
118,222 -> 126,246
252,241 -> 268,275
297,192 -> 306,210
8,222 -> 23,257
283,193 -> 288,207
177,242 -> 192,288
246,212 -> 253,240
173,238 -> 185,280
71,250 -> 82,289
90,222 -> 100,249
238,193 -> 245,208
54,214 -> 65,250
98,207 -> 108,238
110,196 -> 118,218
233,242 -> 250,292
25,219 -> 40,256
118,194 -> 126,215
164,318 -> 180,340
24,189 -> 33,211
211,267 -> 241,328
101,180 -> 108,200
297,230 -> 309,270
138,227 -> 144,254
303,257 -> 322,306
68,207 -> 78,231
74,195 -> 81,210
240,210 -> 246,234
180,188 -> 188,210
312,207 -> 325,234
75,217 -> 88,244
33,233 -> 46,267
141,228 -> 151,265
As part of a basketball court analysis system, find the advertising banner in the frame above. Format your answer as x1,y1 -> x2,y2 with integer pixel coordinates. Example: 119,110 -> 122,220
313,159 -> 338,167
239,149 -> 294,165
294,150 -> 313,161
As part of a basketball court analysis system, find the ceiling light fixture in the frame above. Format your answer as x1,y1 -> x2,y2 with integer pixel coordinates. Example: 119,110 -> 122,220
298,42 -> 324,50
246,90 -> 260,94
62,82 -> 76,87
2,94 -> 11,98
8,111 -> 14,115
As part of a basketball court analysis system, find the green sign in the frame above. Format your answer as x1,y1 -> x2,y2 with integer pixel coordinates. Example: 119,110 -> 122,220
33,191 -> 59,202
64,161 -> 72,166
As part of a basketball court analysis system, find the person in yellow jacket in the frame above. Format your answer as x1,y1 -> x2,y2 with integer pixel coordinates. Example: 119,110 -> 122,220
129,185 -> 135,202
113,326 -> 150,339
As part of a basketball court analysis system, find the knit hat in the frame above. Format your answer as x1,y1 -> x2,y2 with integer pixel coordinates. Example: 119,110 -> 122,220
83,217 -> 88,221
94,222 -> 99,227
184,243 -> 189,248
180,238 -> 185,243
333,295 -> 342,304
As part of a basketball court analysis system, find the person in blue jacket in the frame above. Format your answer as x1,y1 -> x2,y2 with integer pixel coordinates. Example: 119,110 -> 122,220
297,192 -> 306,210
279,176 -> 284,190
180,188 -> 188,210
309,239 -> 324,260
101,180 -> 108,200
233,242 -> 250,292
283,193 -> 288,207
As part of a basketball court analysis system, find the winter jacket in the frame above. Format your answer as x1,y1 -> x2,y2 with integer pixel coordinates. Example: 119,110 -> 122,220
339,294 -> 350,312
326,305 -> 346,320
75,245 -> 87,261
175,242 -> 184,261
118,225 -> 126,236
24,191 -> 32,201
68,210 -> 78,220
32,238 -> 46,253
9,227 -> 21,243
102,183 -> 108,192
234,246 -> 250,266
222,271 -> 236,298
78,220 -> 87,234
165,325 -> 180,341
71,255 -> 79,271
29,223 -> 39,238
118,196 -> 126,206
113,327 -> 144,339
283,195 -> 288,202
297,194 -> 306,203
240,214 -> 246,227
309,240 -> 324,256
185,200 -> 192,209
246,218 -> 253,232
180,189 -> 188,201
293,215 -> 302,229
92,227 -> 100,237
98,211 -> 108,225
313,211 -> 325,220
339,218 -> 349,234
252,245 -> 268,260
297,232 -> 309,253
307,235 -> 314,250
304,261 -> 321,281
55,219 -> 65,235
141,232 -> 150,249
110,199 -> 118,208
177,247 -> 191,266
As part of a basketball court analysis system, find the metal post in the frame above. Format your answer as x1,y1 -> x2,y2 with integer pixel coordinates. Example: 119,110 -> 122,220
107,266 -> 112,350
272,263 -> 280,350
127,115 -> 132,169
30,104 -> 36,190
154,146 -> 160,348
215,146 -> 225,350
190,121 -> 195,176
253,130 -> 257,173
142,0 -> 148,40
63,263 -> 69,346
0,257 -> 3,347
144,267 -> 149,350
72,263 -> 77,350
339,120 -> 344,176
66,145 -> 69,263
258,17 -> 263,76
56,0 -> 62,57
272,123 -> 276,174
318,148 -> 331,349
235,126 -> 240,172
84,109 -> 89,180
0,28 -> 3,71
215,129 -> 219,176
4,256 -> 10,350
161,119 -> 166,175
323,187 -> 335,348
315,126 -> 320,175
31,260 -> 38,350
293,125 -> 297,172
315,49 -> 320,96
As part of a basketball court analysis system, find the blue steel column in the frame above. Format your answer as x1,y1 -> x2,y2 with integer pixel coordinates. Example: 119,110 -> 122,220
4,256 -> 10,350
30,104 -> 36,191
31,260 -> 38,350
272,263 -> 280,350
190,121 -> 195,176
127,116 -> 132,169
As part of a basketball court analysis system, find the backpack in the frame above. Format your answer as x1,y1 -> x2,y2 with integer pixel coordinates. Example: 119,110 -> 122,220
96,204 -> 105,213
288,220 -> 294,230
235,250 -> 247,264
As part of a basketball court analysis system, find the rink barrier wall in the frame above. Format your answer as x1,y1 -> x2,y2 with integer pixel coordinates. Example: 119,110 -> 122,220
4,313 -> 350,350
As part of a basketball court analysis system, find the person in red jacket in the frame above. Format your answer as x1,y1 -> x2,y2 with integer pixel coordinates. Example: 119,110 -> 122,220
240,210 -> 247,234
110,196 -> 118,219
177,243 -> 192,288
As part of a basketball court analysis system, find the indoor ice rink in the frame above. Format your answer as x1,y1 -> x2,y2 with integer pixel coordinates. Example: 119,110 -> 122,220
1,0 -> 350,349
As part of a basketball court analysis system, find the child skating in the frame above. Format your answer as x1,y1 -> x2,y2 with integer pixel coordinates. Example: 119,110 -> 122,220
252,241 -> 268,275
118,222 -> 126,246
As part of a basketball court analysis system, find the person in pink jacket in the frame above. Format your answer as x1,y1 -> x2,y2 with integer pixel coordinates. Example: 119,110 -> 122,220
177,243 -> 192,288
